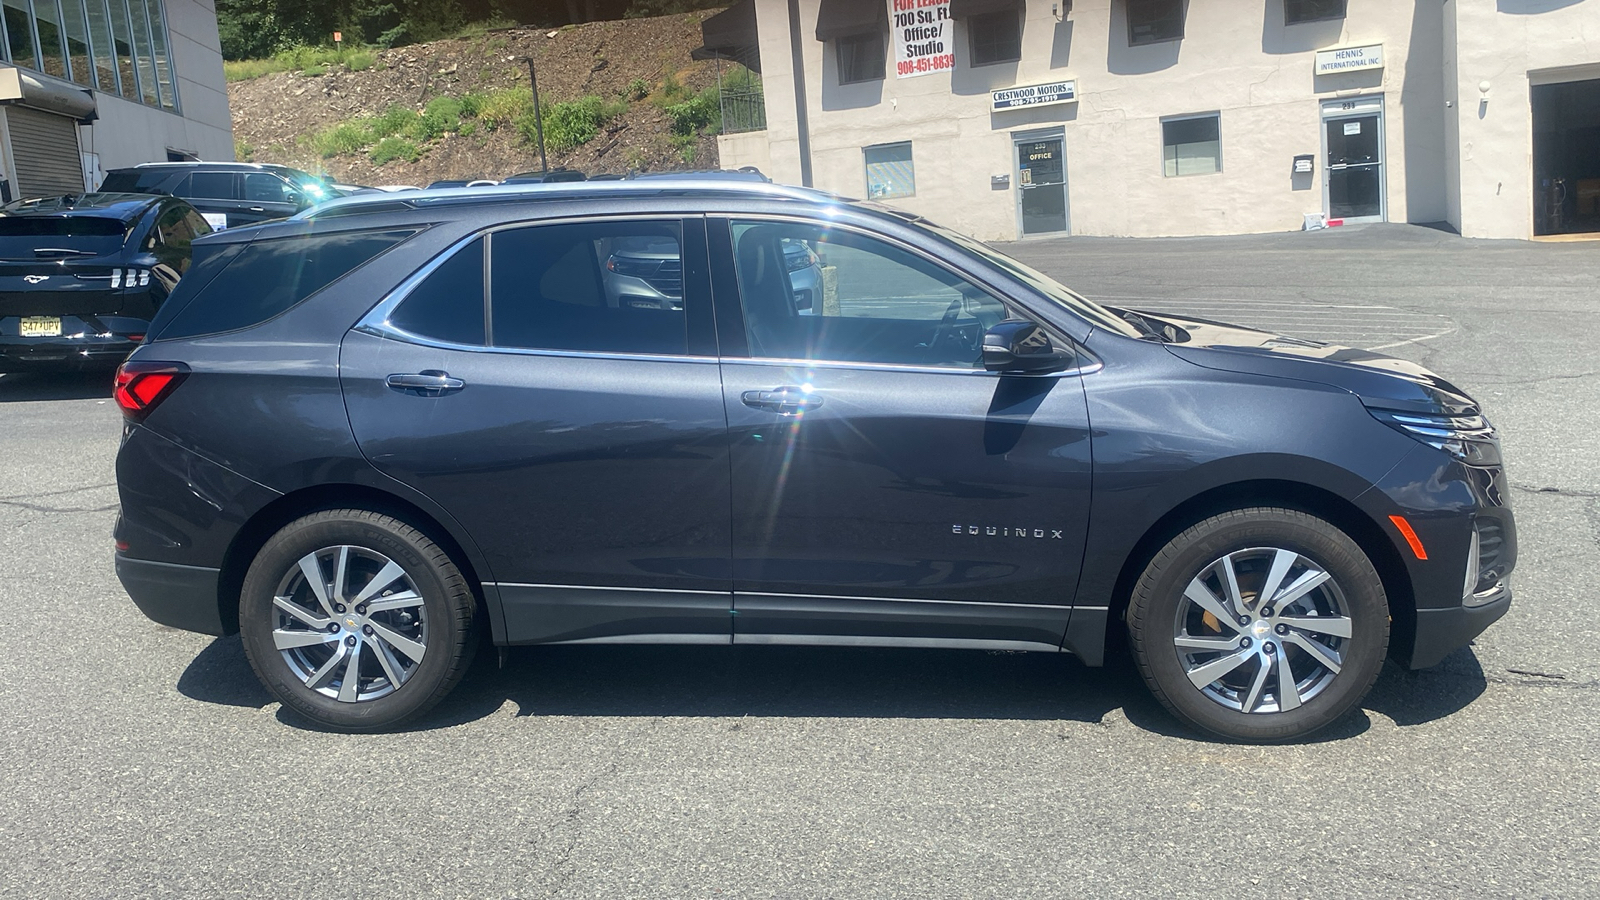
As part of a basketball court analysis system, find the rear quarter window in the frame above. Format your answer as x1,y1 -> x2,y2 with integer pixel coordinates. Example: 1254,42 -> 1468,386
100,170 -> 173,194
155,229 -> 417,339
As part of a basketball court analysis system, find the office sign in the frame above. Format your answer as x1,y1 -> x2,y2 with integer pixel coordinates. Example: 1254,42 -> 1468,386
1315,44 -> 1384,75
992,80 -> 1078,112
890,0 -> 953,79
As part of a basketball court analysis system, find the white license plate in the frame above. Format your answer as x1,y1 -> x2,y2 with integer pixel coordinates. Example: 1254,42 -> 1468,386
19,316 -> 61,338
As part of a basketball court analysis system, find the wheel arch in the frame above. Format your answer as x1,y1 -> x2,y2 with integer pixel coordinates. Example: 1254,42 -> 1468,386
1101,479 -> 1416,665
215,483 -> 495,637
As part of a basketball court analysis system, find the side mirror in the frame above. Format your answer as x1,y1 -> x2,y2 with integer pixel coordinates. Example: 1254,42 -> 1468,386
982,320 -> 1071,373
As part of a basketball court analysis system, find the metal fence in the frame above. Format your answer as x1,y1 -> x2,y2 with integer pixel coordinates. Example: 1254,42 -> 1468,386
718,87 -> 767,135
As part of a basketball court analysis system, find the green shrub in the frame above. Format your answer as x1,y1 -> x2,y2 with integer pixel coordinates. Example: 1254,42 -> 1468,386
301,63 -> 327,77
369,104 -> 421,139
458,120 -> 478,138
475,87 -> 532,130
522,96 -> 626,154
415,95 -> 464,140
623,77 -> 649,101
664,87 -> 718,137
312,122 -> 373,157
459,91 -> 487,119
234,138 -> 255,162
345,50 -> 376,72
370,137 -> 421,166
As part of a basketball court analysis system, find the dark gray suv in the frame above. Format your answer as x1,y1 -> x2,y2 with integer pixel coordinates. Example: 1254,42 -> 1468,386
111,181 -> 1515,741
100,162 -> 336,230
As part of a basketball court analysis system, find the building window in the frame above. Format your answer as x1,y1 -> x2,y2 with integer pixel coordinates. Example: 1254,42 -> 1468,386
969,11 -> 1022,66
0,0 -> 179,111
1284,0 -> 1346,25
1128,0 -> 1184,46
837,32 -> 885,84
1162,114 -> 1221,177
865,142 -> 915,199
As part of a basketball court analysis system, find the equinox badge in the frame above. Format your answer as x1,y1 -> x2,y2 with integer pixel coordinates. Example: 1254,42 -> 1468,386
953,525 -> 1064,539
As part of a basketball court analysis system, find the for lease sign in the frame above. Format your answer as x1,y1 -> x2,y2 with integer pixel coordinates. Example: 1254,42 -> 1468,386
890,0 -> 953,79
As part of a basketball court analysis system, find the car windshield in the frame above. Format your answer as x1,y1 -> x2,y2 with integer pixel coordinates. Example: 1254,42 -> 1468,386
282,169 -> 334,201
0,215 -> 129,258
905,214 -> 1143,338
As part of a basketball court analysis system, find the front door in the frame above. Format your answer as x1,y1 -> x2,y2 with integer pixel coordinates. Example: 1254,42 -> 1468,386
342,218 -> 734,644
711,217 -> 1092,649
1016,136 -> 1069,236
1323,97 -> 1385,224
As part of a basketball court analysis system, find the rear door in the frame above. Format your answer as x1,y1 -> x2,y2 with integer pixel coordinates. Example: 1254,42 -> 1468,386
341,216 -> 734,645
710,216 -> 1093,649
175,172 -> 244,230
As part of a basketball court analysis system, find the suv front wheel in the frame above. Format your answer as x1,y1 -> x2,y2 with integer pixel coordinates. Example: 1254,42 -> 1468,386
1127,508 -> 1390,743
239,509 -> 477,731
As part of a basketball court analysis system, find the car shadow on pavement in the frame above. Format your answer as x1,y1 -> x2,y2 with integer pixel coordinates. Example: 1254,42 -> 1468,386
175,636 -> 1488,742
0,372 -> 113,402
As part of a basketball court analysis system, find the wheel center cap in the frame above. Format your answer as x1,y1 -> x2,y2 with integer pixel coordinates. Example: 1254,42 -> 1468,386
344,615 -> 361,630
1251,619 -> 1272,639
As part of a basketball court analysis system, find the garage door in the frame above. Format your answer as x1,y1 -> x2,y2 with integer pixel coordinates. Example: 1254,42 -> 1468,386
6,106 -> 84,199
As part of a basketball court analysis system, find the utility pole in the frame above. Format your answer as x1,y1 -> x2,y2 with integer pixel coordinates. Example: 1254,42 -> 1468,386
521,57 -> 549,174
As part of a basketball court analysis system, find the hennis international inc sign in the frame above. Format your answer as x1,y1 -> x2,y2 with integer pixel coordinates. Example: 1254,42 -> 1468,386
1315,44 -> 1384,75
992,80 -> 1079,112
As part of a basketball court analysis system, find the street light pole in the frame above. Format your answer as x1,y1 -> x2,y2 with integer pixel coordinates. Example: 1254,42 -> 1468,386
521,57 -> 549,174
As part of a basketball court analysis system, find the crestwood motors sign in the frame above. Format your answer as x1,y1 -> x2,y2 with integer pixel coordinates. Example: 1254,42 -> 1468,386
992,80 -> 1079,112
890,0 -> 953,78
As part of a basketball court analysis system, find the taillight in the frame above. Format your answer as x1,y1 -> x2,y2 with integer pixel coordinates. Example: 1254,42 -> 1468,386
113,361 -> 189,421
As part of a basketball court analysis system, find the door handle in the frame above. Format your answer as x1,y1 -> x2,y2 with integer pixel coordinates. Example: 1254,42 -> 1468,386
741,386 -> 822,416
247,206 -> 266,213
386,370 -> 465,397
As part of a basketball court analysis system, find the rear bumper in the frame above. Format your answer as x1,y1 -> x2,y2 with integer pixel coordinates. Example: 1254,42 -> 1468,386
1409,589 -> 1512,669
115,553 -> 226,636
0,333 -> 139,371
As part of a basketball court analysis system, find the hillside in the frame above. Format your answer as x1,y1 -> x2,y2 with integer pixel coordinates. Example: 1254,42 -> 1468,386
228,11 -> 735,185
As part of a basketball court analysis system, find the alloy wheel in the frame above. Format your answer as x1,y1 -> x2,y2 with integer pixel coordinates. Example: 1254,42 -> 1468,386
269,545 -> 429,703
1173,546 -> 1353,715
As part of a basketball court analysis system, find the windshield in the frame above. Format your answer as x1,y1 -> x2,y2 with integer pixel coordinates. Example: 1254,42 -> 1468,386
0,216 -> 129,258
910,216 -> 1143,338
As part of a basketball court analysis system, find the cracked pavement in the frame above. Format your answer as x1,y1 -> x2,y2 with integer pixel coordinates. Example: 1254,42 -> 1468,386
1,224 -> 1597,898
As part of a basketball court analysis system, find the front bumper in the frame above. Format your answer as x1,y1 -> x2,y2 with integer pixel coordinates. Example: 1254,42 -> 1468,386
1411,587 -> 1512,669
115,553 -> 226,636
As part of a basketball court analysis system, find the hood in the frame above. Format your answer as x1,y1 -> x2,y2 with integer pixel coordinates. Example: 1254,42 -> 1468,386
1144,310 -> 1478,416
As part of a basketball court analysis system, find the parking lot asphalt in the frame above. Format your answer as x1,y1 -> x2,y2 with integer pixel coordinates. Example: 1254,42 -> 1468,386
2,224 -> 1596,898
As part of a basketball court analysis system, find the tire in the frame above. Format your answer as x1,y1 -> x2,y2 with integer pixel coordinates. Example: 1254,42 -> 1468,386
1127,508 -> 1389,743
239,509 -> 477,731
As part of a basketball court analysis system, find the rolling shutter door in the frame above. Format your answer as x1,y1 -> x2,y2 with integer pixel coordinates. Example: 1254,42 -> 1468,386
7,106 -> 84,199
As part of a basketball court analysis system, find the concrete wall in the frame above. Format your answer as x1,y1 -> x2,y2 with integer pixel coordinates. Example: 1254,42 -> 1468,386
1452,0 -> 1600,239
726,0 -> 1451,240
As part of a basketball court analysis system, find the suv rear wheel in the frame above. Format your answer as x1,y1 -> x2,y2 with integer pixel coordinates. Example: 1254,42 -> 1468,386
239,510 -> 477,731
1127,508 -> 1389,743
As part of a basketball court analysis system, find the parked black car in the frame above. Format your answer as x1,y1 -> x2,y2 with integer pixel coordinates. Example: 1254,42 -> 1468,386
112,181 -> 1515,741
99,162 -> 335,230
0,193 -> 210,372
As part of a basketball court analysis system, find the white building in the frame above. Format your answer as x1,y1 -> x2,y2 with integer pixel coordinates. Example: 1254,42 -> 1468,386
700,0 -> 1600,241
0,0 -> 231,202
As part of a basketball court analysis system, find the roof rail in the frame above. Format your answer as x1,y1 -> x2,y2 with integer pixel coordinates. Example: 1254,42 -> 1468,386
296,178 -> 851,219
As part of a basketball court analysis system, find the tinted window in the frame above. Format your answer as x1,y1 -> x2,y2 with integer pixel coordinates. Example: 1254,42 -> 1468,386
0,216 -> 128,257
160,229 -> 415,339
100,170 -> 172,194
969,11 -> 1021,65
489,221 -> 687,356
837,33 -> 884,84
243,173 -> 294,204
389,239 -> 485,346
180,172 -> 236,200
146,204 -> 197,274
730,220 -> 1009,368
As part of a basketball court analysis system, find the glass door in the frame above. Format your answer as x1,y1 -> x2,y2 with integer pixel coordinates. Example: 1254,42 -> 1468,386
1016,136 -> 1069,236
1322,97 -> 1385,224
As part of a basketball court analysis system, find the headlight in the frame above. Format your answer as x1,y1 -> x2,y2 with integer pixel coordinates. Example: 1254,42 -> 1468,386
1367,407 -> 1502,467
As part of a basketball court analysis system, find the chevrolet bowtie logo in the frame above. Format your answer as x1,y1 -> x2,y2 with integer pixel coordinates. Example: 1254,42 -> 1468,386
953,525 -> 1065,540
